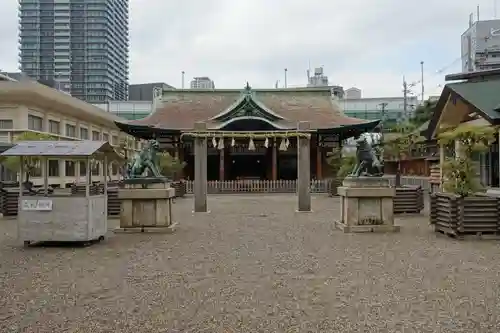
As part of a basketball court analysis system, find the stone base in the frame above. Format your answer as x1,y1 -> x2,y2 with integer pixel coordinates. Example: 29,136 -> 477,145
336,176 -> 399,233
118,187 -> 176,230
335,221 -> 400,233
114,222 -> 178,234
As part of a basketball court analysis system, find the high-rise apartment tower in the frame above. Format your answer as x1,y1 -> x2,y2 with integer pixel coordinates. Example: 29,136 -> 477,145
18,0 -> 129,103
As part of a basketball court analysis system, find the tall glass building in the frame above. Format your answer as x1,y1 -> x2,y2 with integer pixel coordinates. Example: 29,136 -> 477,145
18,0 -> 129,103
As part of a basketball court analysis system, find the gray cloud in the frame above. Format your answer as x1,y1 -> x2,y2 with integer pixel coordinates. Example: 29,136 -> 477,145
0,0 -> 496,97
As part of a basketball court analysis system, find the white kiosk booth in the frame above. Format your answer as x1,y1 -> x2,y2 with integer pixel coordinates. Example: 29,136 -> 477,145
0,141 -> 122,246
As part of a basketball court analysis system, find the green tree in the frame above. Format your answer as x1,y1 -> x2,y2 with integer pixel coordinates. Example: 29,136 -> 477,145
383,122 -> 421,186
326,147 -> 356,179
438,124 -> 496,196
158,152 -> 186,179
3,132 -> 56,183
411,99 -> 437,127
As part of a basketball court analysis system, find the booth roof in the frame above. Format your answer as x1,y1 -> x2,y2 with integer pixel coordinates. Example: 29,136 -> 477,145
0,140 -> 122,159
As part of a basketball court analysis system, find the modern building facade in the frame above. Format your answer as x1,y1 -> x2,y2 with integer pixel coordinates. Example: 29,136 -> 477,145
340,96 -> 418,126
0,80 -> 138,187
190,77 -> 215,89
93,100 -> 153,120
345,87 -> 362,99
129,82 -> 175,101
462,19 -> 500,72
18,0 -> 129,103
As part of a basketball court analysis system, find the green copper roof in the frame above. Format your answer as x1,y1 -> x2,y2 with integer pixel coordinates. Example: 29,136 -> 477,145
447,79 -> 500,120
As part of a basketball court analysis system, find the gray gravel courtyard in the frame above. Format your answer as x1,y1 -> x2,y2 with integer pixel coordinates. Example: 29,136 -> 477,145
1,194 -> 500,332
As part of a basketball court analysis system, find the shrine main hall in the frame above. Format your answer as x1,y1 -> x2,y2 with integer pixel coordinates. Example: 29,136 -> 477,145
115,85 -> 379,181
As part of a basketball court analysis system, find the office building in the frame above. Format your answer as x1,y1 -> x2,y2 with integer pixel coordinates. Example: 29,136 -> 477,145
129,82 -> 175,101
190,77 -> 215,89
18,0 -> 129,103
345,87 -> 362,99
94,100 -> 153,120
462,19 -> 500,71
340,96 -> 418,126
305,66 -> 344,98
307,67 -> 329,87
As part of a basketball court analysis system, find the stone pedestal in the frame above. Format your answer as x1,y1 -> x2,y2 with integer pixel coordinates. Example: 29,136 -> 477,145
114,179 -> 177,233
335,176 -> 399,233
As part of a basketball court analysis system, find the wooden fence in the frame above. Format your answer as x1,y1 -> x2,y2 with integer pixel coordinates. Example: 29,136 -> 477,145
185,179 -> 330,194
184,176 -> 431,194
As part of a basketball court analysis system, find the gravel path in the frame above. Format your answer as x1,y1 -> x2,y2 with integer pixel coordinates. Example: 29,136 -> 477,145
1,195 -> 500,332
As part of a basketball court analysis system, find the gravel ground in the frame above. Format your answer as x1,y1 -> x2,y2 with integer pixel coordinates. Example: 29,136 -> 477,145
1,194 -> 500,332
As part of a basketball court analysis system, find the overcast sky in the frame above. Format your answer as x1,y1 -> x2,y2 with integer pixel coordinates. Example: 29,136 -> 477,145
1,0 -> 497,97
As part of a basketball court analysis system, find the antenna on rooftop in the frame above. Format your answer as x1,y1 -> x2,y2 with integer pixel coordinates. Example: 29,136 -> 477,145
181,71 -> 185,89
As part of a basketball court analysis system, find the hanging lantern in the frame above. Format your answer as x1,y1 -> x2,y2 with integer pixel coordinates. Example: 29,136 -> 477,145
248,138 -> 255,151
279,138 -> 286,151
264,137 -> 269,148
212,136 -> 217,148
231,138 -> 235,147
217,137 -> 224,150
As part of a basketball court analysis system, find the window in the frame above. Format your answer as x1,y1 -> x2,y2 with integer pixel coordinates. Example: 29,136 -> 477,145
0,120 -> 13,129
48,160 -> 59,177
49,120 -> 60,134
65,160 -> 76,176
91,161 -> 100,176
66,124 -> 76,137
79,161 -> 87,176
103,133 -> 109,142
28,115 -> 43,131
111,135 -> 118,145
80,127 -> 88,140
92,130 -> 100,141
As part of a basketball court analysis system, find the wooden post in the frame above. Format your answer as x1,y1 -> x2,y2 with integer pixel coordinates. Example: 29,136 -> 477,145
103,155 -> 108,215
194,122 -> 208,212
219,141 -> 225,181
85,157 -> 90,198
297,121 -> 311,212
42,157 -> 48,196
19,156 -> 24,198
272,138 -> 277,180
316,138 -> 322,180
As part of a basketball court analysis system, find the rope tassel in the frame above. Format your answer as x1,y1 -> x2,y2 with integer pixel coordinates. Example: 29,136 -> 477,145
231,138 -> 235,147
212,137 -> 217,148
248,138 -> 255,151
217,138 -> 224,150
264,137 -> 269,148
279,138 -> 286,151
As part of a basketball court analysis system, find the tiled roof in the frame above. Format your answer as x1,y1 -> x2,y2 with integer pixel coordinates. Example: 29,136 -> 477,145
447,79 -> 500,121
124,88 -> 375,130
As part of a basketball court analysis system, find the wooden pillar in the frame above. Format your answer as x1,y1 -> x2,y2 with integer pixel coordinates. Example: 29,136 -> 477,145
297,121 -> 311,212
316,141 -> 322,180
272,138 -> 277,180
194,122 -> 208,212
219,142 -> 225,181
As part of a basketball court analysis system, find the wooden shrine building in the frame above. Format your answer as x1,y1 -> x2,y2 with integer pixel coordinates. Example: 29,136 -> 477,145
115,85 -> 379,181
